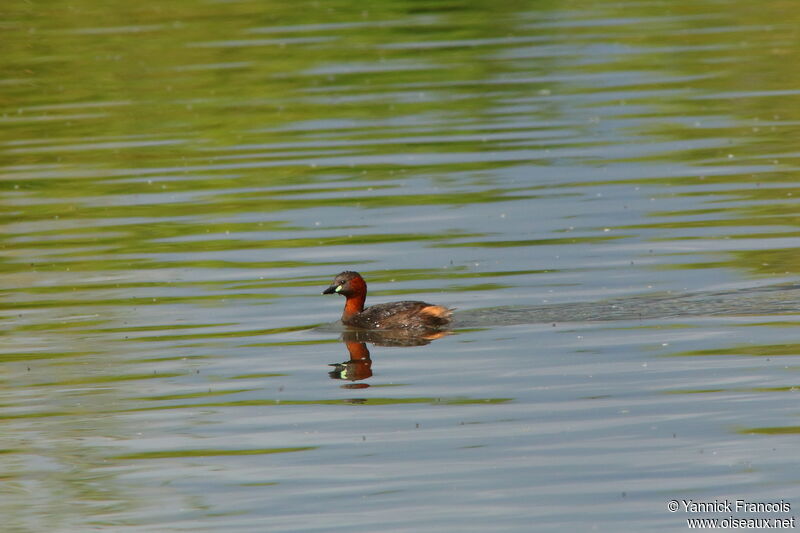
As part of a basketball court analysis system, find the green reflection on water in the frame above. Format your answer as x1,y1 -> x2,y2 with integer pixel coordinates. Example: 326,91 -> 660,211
241,339 -> 339,347
437,235 -> 626,247
737,426 -> 800,435
0,397 -> 512,420
10,230 -> 485,255
0,294 -> 276,310
138,389 -> 260,402
660,248 -> 800,277
0,350 -> 101,363
129,397 -> 513,409
83,322 -> 238,334
29,372 -> 185,388
385,282 -> 511,295
229,372 -> 288,379
114,447 -> 317,460
669,343 -> 800,357
666,385 -> 800,395
129,323 -> 322,342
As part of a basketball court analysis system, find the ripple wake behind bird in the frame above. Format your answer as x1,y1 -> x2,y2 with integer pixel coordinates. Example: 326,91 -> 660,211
453,283 -> 800,327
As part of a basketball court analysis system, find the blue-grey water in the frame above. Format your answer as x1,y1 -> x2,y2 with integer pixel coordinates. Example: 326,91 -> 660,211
2,0 -> 800,531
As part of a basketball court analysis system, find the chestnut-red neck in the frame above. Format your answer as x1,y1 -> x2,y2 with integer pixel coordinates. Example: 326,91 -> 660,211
341,275 -> 367,320
342,293 -> 366,320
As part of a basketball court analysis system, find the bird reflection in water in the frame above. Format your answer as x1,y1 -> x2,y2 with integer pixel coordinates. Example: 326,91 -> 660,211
329,329 -> 450,389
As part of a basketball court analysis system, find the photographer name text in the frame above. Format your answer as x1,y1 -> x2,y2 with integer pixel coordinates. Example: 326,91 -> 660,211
669,500 -> 791,514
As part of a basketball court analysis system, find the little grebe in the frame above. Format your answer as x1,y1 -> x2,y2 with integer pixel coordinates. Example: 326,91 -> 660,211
322,271 -> 452,330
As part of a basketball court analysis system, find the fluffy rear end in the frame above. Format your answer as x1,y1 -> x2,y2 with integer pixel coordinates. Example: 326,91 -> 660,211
420,305 -> 453,327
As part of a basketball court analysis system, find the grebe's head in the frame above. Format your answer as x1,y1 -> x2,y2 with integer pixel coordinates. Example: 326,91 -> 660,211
322,271 -> 366,297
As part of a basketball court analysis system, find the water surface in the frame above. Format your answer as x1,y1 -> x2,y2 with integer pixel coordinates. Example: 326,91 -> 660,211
2,0 -> 800,531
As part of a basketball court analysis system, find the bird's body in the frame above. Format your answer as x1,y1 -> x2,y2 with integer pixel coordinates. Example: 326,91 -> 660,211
323,271 -> 452,331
